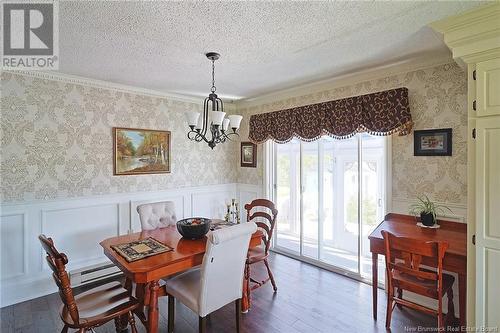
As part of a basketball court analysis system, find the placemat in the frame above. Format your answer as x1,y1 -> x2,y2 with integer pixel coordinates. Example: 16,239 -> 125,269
210,220 -> 236,230
111,237 -> 173,262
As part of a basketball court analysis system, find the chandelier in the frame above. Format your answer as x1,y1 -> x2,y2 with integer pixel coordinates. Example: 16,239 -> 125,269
185,52 -> 242,149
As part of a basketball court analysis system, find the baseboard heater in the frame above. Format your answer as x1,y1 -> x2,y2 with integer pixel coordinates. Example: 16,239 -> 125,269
70,263 -> 122,286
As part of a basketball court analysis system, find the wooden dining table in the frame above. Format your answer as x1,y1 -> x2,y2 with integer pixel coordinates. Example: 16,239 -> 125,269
368,213 -> 467,328
100,223 -> 263,333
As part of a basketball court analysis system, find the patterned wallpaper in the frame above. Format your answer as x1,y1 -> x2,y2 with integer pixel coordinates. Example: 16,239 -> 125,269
0,72 -> 238,203
1,62 -> 468,206
237,63 -> 468,205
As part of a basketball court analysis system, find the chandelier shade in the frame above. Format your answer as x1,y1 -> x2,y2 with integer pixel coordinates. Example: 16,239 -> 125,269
185,111 -> 200,127
185,52 -> 242,149
228,115 -> 243,130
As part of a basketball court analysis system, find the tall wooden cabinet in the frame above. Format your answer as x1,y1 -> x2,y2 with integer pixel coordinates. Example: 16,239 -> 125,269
431,3 -> 500,329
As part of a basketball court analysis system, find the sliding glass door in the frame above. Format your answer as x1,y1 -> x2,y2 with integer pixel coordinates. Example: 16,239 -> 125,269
275,140 -> 300,254
272,134 -> 386,279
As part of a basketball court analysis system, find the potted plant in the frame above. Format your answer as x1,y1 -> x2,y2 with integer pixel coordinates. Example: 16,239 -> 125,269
408,195 -> 452,226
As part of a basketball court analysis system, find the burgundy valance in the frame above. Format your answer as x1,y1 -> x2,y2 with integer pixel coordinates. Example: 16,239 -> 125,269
248,87 -> 412,144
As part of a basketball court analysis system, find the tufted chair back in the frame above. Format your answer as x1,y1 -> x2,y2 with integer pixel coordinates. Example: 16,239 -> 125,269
137,201 -> 177,231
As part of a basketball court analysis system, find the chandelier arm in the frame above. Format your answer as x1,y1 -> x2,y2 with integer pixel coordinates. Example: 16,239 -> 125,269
217,97 -> 223,112
187,128 -> 212,144
195,131 -> 210,143
201,98 -> 209,136
187,129 -> 206,143
223,131 -> 239,141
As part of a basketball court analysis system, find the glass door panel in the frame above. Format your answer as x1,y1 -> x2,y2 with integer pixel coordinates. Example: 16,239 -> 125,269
275,139 -> 300,254
301,141 -> 319,259
359,134 -> 386,280
273,134 -> 386,282
320,136 -> 359,272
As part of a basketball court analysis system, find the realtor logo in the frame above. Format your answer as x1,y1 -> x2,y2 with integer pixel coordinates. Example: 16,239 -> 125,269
2,2 -> 59,69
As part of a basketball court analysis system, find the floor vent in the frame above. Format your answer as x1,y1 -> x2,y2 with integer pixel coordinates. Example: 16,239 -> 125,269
69,263 -> 121,286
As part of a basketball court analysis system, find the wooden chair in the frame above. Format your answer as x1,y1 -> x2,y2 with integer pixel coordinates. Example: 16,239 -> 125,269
381,231 -> 455,330
39,234 -> 139,333
244,199 -> 278,303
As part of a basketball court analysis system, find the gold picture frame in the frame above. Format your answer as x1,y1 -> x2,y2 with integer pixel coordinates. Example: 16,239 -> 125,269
113,127 -> 171,175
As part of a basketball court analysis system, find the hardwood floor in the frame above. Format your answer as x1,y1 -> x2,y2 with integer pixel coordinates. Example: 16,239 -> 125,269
1,253 -> 437,333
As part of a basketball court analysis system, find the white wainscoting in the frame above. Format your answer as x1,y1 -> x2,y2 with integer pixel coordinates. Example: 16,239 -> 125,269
0,183 -> 262,307
391,198 -> 467,223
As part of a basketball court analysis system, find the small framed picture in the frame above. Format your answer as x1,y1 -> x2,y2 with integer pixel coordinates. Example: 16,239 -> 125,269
113,127 -> 171,175
241,142 -> 257,168
414,128 -> 452,156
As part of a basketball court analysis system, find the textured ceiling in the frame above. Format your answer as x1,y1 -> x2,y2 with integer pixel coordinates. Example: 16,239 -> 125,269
58,1 -> 486,99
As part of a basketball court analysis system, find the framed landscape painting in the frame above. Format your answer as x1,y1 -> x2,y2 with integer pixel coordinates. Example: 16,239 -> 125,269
113,127 -> 171,175
414,128 -> 452,156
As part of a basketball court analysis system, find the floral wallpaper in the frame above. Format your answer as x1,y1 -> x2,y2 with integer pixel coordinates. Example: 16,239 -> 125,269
1,62 -> 468,206
0,72 -> 238,203
237,63 -> 468,205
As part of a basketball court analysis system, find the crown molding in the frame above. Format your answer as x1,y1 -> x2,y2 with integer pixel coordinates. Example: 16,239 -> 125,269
429,3 -> 499,35
235,52 -> 454,108
4,51 -> 456,110
430,3 -> 500,64
4,70 -> 208,104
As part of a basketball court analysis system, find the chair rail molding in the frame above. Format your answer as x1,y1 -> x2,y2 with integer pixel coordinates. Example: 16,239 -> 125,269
391,198 -> 467,223
0,182 -> 261,308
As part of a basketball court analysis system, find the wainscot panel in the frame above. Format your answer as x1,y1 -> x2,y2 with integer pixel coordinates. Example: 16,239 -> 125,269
0,182 -> 262,307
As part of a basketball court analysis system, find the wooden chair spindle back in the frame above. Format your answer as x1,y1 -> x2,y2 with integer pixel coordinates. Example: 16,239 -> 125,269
244,199 -> 278,254
38,234 -> 79,324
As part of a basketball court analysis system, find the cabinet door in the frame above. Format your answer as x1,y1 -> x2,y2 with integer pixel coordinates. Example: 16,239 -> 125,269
476,59 -> 500,117
475,117 -> 500,328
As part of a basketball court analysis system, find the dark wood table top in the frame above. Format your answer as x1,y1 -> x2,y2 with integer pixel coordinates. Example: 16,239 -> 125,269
100,223 -> 263,283
368,213 -> 467,257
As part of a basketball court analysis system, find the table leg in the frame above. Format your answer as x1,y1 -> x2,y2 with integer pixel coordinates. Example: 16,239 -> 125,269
458,273 -> 466,330
148,280 -> 160,333
132,283 -> 147,326
372,252 -> 378,321
242,264 -> 250,313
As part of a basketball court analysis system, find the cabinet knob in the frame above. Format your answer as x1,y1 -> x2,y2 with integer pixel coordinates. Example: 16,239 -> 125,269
472,128 -> 476,139
473,100 -> 476,111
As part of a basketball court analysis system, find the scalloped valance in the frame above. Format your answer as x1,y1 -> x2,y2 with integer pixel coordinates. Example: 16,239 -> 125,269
248,87 -> 412,144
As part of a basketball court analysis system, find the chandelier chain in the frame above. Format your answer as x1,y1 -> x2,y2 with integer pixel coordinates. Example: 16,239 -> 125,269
211,60 -> 216,93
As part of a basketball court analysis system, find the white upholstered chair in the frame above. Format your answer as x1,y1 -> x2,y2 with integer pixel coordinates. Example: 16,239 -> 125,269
165,222 -> 257,333
136,201 -> 177,231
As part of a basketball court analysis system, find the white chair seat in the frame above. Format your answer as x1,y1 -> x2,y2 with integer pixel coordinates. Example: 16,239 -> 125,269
164,268 -> 201,314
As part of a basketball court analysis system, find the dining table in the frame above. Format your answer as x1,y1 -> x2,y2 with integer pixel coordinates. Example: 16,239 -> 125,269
100,221 -> 264,333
